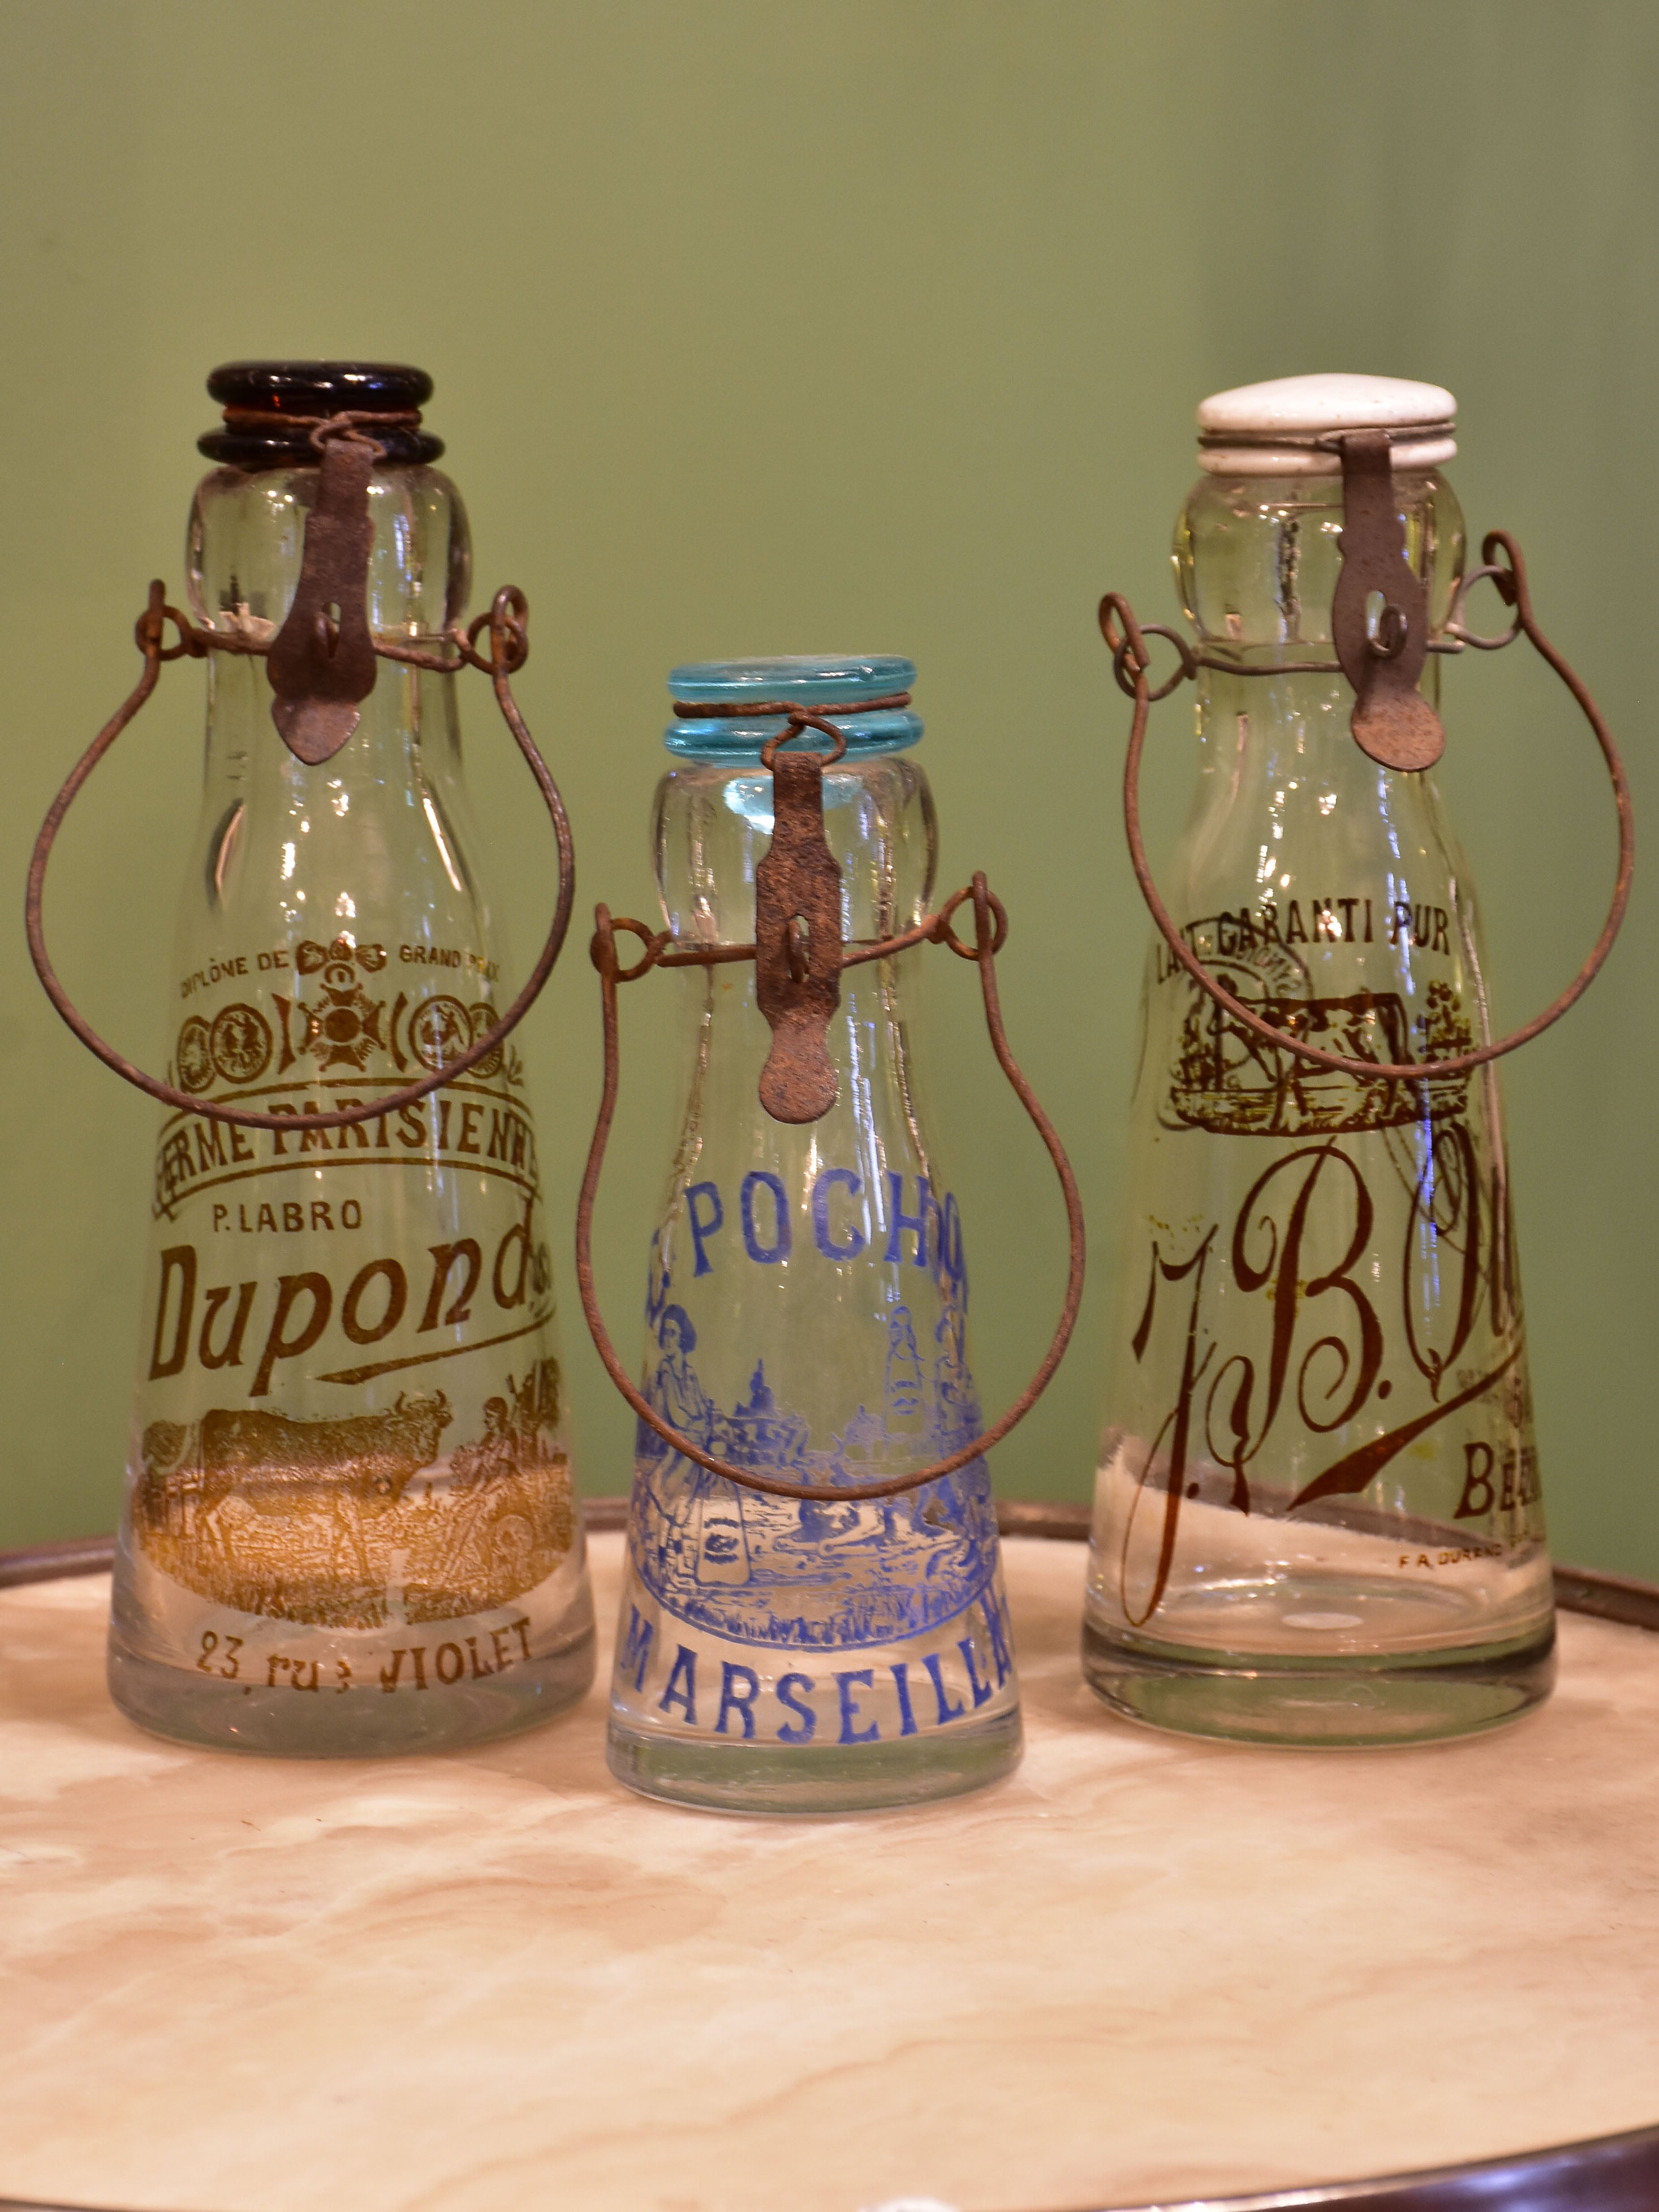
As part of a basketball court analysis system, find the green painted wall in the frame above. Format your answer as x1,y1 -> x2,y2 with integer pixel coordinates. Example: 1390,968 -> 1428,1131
3,0 -> 1654,1576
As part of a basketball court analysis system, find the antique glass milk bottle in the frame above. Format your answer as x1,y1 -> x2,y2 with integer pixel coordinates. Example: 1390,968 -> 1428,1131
106,362 -> 594,1753
605,659 -> 1021,1812
1085,376 -> 1554,1746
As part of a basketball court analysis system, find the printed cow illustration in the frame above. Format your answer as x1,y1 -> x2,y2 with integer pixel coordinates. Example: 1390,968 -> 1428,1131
192,1391 -> 453,1580
132,1375 -> 577,1626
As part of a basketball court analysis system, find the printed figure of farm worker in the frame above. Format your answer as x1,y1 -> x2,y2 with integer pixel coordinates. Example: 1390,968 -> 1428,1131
637,1305 -> 728,1583
451,1396 -> 516,1493
643,1305 -> 714,1457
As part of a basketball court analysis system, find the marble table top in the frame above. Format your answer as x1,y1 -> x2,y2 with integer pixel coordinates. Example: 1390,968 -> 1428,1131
3,1530 -> 1658,2212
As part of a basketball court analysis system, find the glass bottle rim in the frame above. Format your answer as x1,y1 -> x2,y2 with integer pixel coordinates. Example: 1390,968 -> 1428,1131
665,655 -> 923,763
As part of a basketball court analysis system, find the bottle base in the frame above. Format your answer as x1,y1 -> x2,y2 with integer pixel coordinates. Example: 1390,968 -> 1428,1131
106,1627 -> 597,1757
606,1707 -> 1023,1814
1081,1616 -> 1555,1748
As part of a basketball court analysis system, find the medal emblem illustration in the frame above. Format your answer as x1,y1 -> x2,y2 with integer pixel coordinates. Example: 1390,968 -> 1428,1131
208,1002 -> 274,1087
410,995 -> 474,1071
176,1016 -> 214,1094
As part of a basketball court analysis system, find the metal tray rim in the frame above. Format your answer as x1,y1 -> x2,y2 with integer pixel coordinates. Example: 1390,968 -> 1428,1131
4,1500 -> 1657,1632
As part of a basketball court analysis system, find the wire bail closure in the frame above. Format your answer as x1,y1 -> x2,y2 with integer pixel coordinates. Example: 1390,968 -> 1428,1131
26,578 -> 572,1133
1100,527 -> 1634,1085
575,707 -> 1085,1503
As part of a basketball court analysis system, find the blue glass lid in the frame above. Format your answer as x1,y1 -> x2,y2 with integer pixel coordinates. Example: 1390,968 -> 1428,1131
665,655 -> 923,761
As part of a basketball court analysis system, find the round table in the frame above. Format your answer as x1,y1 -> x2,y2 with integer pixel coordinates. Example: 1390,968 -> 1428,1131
2,1506 -> 1657,2212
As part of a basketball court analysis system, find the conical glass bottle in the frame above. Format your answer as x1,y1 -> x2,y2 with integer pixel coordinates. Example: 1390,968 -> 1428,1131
606,657 -> 1021,1812
109,362 -> 594,1754
1084,376 -> 1553,1746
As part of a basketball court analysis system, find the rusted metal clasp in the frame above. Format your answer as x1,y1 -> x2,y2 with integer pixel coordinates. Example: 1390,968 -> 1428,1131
753,717 -> 848,1123
266,426 -> 380,764
1330,428 -> 1445,772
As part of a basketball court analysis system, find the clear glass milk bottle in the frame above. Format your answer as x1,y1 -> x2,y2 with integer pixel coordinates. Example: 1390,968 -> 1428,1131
605,658 -> 1021,1813
1085,376 -> 1554,1746
107,362 -> 594,1753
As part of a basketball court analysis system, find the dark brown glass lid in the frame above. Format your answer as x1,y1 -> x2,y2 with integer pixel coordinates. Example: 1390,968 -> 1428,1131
199,360 -> 444,468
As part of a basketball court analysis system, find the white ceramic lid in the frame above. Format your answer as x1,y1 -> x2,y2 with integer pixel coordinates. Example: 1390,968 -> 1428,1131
1196,372 -> 1457,476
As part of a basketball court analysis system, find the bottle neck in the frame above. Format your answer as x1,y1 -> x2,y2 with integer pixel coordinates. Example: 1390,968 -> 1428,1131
1171,464 -> 1464,848
652,755 -> 938,949
187,458 -> 470,746
182,459 -> 474,837
189,458 -> 469,635
1174,463 -> 1464,664
176,462 -> 486,954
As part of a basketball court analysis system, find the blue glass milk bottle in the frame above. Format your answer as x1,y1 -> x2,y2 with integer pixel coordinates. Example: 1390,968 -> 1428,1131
605,658 -> 1022,1813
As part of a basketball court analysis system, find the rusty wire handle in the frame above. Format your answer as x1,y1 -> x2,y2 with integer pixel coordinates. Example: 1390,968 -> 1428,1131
1104,530 -> 1635,1083
575,875 -> 1085,1503
26,582 -> 574,1133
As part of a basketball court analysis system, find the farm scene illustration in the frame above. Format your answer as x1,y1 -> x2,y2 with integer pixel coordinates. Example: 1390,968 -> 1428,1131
133,1358 -> 574,1628
1164,920 -> 1475,1138
630,1299 -> 997,1651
